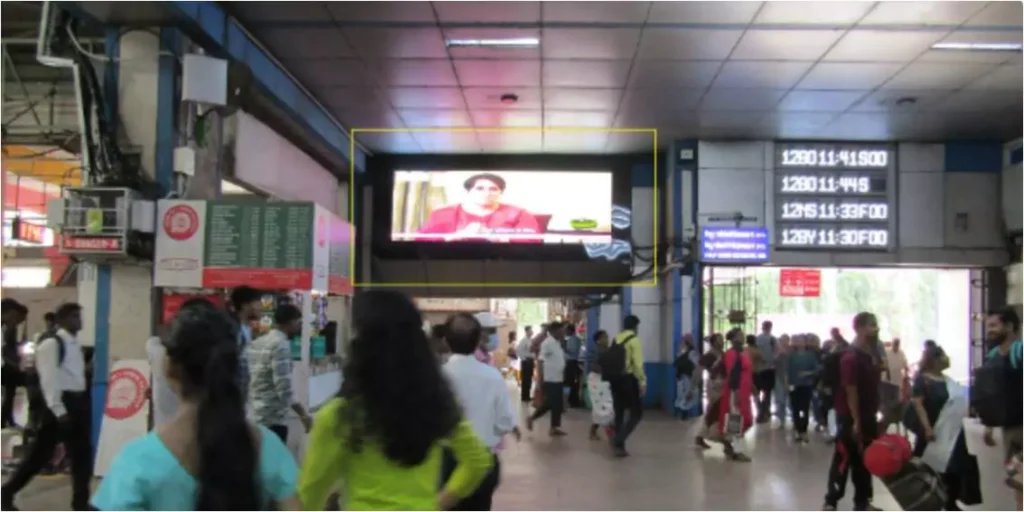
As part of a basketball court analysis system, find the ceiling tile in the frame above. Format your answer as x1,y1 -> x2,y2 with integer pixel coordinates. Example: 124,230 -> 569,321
434,1 -> 541,22
384,87 -> 466,109
255,28 -> 354,59
778,90 -> 867,112
883,62 -> 999,90
412,131 -> 482,153
730,30 -> 844,60
470,110 -> 544,127
820,113 -> 899,140
443,27 -> 541,59
963,63 -> 1024,90
753,1 -> 873,25
825,30 -> 946,62
463,88 -> 542,110
697,111 -> 765,128
343,28 -> 448,58
542,1 -> 652,22
713,61 -> 813,89
543,131 -> 609,152
859,1 -> 987,26
316,87 -> 390,110
235,2 -> 331,21
477,131 -> 544,153
628,60 -> 721,88
286,59 -> 375,86
935,90 -> 1022,111
352,131 -> 423,153
796,62 -> 903,90
329,107 -> 405,129
542,60 -> 631,88
965,1 -> 1024,27
543,88 -> 622,111
846,89 -> 951,112
637,29 -> 744,60
454,60 -> 541,87
398,109 -> 474,128
700,88 -> 787,111
646,1 -> 762,24
544,111 -> 615,128
368,59 -> 459,86
616,89 -> 703,125
759,112 -> 836,132
605,131 -> 664,152
325,1 -> 436,22
541,28 -> 642,59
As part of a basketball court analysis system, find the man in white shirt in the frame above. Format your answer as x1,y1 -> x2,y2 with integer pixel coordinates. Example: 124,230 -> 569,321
2,303 -> 91,511
880,338 -> 910,432
442,313 -> 519,511
515,325 -> 534,403
526,321 -> 568,437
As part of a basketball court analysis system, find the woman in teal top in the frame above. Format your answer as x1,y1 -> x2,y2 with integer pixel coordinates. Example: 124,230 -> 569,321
92,299 -> 299,511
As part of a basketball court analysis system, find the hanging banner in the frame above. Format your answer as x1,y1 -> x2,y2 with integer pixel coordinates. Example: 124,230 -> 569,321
779,268 -> 822,297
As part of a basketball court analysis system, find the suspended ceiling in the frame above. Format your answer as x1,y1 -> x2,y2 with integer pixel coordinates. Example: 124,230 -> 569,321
228,1 -> 1023,154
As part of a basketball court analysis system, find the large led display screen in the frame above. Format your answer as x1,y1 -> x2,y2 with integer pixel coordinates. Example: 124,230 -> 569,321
774,143 -> 896,251
391,170 -> 613,244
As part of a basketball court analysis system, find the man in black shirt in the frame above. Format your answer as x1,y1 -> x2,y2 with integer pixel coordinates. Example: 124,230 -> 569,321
2,299 -> 28,428
983,307 -> 1023,462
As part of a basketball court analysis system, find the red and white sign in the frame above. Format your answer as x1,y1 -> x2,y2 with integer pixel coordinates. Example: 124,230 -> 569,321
62,236 -> 122,252
162,204 -> 200,241
779,268 -> 822,297
104,367 -> 149,420
154,200 -> 208,288
94,359 -> 150,477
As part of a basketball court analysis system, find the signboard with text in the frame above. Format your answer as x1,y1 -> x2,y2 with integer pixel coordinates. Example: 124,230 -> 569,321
699,226 -> 770,263
779,268 -> 822,297
154,199 -> 353,293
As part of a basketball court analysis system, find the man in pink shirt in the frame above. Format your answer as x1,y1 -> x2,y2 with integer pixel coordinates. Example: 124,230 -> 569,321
418,173 -> 541,240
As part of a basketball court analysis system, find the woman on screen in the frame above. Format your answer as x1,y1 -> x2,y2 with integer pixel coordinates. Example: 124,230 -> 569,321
418,173 -> 541,237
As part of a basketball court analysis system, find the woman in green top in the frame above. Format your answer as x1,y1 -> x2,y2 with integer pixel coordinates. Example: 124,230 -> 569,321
298,291 -> 493,511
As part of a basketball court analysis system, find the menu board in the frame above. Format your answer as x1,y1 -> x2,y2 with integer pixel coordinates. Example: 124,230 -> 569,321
204,202 -> 314,269
774,142 -> 896,251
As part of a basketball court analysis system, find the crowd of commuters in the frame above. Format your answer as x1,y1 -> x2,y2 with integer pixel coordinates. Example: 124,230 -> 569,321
2,292 -> 1022,511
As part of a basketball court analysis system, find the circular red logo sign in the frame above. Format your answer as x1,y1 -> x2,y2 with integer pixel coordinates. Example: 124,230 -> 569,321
163,205 -> 199,241
317,215 -> 327,248
105,368 -> 148,420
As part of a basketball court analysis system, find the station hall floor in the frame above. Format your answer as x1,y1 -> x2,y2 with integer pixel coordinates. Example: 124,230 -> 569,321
4,402 -> 1018,511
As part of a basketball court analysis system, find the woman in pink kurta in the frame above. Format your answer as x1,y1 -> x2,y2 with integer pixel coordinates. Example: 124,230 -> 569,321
417,173 -> 541,241
718,328 -> 754,462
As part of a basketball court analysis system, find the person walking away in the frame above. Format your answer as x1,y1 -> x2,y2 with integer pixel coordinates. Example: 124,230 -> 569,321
442,313 -> 521,511
527,322 -> 568,437
981,307 -> 1023,463
229,286 -> 264,403
788,335 -> 820,443
905,344 -> 983,510
516,326 -> 535,403
91,301 -> 300,510
586,330 -> 614,440
673,334 -> 700,416
1,299 -> 28,429
2,303 -> 91,511
880,338 -> 909,434
822,312 -> 883,512
298,291 -> 493,510
774,334 -> 791,426
718,328 -> 754,462
563,324 -> 583,408
602,315 -> 647,458
247,304 -> 313,444
695,333 -> 727,450
754,321 -> 778,424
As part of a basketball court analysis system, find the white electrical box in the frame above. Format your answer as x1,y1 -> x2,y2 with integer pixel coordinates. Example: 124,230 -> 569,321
182,53 -> 228,106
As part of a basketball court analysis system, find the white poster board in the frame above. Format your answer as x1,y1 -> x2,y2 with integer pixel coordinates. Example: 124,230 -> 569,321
94,359 -> 151,476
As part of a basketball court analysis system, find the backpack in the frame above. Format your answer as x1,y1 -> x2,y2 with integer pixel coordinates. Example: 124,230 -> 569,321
972,340 -> 1022,427
820,347 -> 849,395
882,459 -> 948,511
600,334 -> 634,381
21,331 -> 66,382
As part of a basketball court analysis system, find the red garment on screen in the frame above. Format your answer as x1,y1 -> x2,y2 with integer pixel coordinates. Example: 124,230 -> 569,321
418,204 -> 541,236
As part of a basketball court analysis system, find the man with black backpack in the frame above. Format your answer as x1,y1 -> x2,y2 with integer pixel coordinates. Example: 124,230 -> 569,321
601,314 -> 646,458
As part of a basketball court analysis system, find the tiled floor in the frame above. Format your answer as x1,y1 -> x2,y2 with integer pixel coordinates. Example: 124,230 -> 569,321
4,403 -> 1018,510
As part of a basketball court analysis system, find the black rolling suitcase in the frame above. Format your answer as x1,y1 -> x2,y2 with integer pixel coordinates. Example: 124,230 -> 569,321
881,459 -> 947,511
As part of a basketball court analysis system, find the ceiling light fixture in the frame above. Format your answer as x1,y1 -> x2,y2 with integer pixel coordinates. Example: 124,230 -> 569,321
931,42 -> 1023,52
445,37 -> 540,49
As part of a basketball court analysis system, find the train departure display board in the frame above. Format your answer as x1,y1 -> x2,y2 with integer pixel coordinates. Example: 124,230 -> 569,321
774,142 -> 896,251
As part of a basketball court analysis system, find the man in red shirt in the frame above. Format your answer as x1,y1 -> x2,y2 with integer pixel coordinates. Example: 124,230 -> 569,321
417,173 -> 541,240
823,312 -> 882,512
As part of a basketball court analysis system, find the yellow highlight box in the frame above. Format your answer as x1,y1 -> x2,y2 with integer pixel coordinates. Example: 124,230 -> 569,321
348,127 -> 658,289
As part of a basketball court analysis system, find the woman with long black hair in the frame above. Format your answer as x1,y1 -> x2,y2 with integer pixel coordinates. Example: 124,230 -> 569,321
298,290 -> 493,510
91,300 -> 300,510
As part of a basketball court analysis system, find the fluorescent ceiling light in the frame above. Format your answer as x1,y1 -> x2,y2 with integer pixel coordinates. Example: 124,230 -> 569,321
445,37 -> 539,48
931,42 -> 1022,51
